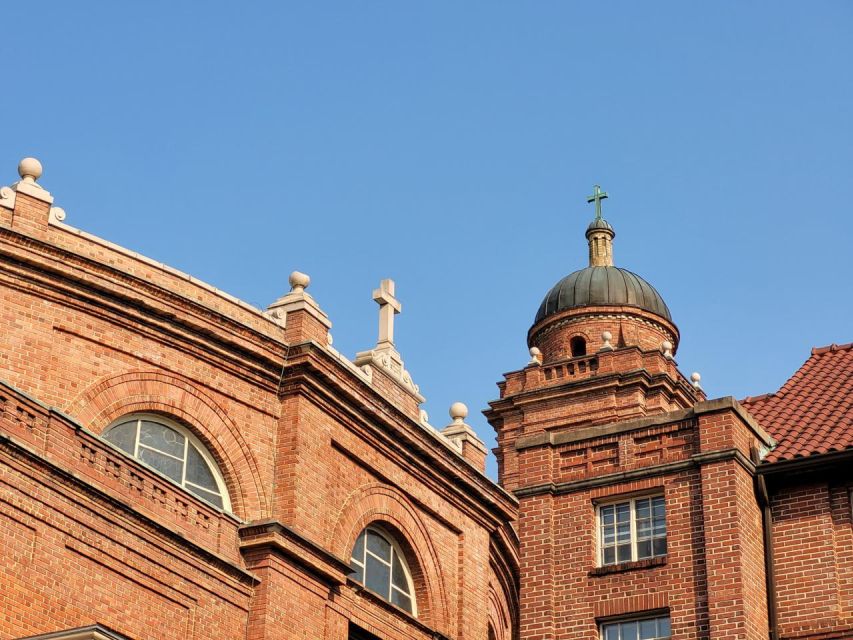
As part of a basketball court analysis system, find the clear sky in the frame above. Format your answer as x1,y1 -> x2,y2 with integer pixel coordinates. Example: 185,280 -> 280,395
4,2 -> 851,478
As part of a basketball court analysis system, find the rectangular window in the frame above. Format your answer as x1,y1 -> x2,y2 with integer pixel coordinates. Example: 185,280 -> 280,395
602,615 -> 671,640
598,495 -> 666,565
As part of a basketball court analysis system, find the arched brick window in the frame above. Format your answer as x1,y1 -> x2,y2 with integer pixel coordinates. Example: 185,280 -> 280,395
103,413 -> 230,511
570,336 -> 587,357
350,526 -> 417,615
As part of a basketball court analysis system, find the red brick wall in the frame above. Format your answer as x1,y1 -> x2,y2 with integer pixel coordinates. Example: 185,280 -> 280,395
0,187 -> 517,639
771,481 -> 853,638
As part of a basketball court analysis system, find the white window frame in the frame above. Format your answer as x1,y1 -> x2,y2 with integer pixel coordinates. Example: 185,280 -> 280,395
596,493 -> 666,566
103,413 -> 231,511
600,614 -> 671,640
350,525 -> 418,616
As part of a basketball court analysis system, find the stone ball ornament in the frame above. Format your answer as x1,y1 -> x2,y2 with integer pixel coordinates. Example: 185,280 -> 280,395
289,271 -> 311,292
18,157 -> 43,182
449,402 -> 469,422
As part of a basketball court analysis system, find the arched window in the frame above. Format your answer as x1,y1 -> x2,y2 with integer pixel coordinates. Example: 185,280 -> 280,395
103,414 -> 230,510
350,526 -> 416,615
570,336 -> 587,357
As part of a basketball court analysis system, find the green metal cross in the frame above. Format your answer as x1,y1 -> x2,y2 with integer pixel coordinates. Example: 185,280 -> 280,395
586,184 -> 608,220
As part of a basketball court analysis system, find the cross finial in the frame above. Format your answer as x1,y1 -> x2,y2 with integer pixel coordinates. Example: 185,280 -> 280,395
373,278 -> 401,347
586,184 -> 608,220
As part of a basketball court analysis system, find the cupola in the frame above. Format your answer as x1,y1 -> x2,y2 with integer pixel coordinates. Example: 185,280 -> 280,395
528,186 -> 679,363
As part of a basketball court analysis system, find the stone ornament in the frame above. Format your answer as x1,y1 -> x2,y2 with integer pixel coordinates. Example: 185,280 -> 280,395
354,278 -> 424,402
691,372 -> 702,390
600,331 -> 614,352
528,346 -> 542,365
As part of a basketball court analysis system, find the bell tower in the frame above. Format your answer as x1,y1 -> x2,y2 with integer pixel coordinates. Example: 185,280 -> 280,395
484,188 -> 774,640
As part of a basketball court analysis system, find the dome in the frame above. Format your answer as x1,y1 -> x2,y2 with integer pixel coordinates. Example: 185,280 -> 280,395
534,266 -> 672,325
586,217 -> 614,234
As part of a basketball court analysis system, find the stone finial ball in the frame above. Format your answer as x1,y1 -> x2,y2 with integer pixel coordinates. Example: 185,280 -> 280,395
661,340 -> 673,352
602,331 -> 612,342
18,157 -> 43,181
289,271 -> 310,291
690,372 -> 701,383
449,402 -> 469,421
529,346 -> 541,356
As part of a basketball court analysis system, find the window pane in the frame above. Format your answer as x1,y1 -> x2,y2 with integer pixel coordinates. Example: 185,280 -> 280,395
658,617 -> 671,636
616,502 -> 630,523
350,559 -> 364,584
139,420 -> 185,458
639,619 -> 657,639
186,444 -> 218,491
390,588 -> 413,613
637,539 -> 652,559
185,483 -> 223,508
139,447 -> 183,482
636,498 -> 651,520
621,621 -> 638,640
653,537 -> 667,556
391,551 -> 409,592
604,624 -> 619,640
603,546 -> 615,565
601,505 -> 615,525
367,530 -> 392,561
617,543 -> 632,563
104,421 -> 136,454
365,553 -> 391,597
351,531 -> 366,562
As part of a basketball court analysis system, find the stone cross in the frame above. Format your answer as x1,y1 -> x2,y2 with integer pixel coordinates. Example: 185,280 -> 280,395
373,279 -> 401,347
587,184 -> 608,220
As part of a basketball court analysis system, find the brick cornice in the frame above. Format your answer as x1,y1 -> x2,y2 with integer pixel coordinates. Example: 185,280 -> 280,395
0,231 -> 286,386
238,519 -> 351,586
514,397 -> 773,451
279,344 -> 518,526
513,448 -> 756,498
0,431 -> 257,586
16,624 -> 131,640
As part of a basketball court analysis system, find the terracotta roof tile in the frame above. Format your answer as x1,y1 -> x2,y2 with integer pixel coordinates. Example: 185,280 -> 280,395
742,343 -> 853,464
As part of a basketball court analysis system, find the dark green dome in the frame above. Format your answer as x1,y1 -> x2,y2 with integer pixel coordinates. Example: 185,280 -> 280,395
534,266 -> 672,325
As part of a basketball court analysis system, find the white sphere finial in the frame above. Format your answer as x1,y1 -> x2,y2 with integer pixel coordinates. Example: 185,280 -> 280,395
289,271 -> 310,293
18,157 -> 43,183
528,346 -> 542,365
661,340 -> 674,359
599,330 -> 614,352
449,401 -> 468,423
690,372 -> 702,390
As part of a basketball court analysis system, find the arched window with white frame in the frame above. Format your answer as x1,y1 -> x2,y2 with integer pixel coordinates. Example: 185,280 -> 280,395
102,414 -> 230,511
350,526 -> 417,615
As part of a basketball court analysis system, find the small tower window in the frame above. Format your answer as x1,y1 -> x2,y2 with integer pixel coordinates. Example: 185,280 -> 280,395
570,336 -> 587,357
103,414 -> 230,510
350,526 -> 417,615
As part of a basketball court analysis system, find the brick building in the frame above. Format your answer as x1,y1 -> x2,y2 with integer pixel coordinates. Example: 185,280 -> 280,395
0,159 -> 849,640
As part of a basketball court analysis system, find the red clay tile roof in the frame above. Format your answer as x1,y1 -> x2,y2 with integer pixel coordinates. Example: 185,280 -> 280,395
742,343 -> 853,464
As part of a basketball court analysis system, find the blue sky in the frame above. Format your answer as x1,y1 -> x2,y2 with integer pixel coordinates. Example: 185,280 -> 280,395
3,2 -> 851,477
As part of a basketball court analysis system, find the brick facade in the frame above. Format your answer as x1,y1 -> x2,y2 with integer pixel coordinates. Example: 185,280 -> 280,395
0,164 -> 518,640
1,160 -> 850,640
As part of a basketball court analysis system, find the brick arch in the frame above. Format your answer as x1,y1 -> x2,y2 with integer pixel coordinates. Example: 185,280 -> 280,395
64,370 -> 268,518
488,573 -> 512,640
329,483 -> 450,634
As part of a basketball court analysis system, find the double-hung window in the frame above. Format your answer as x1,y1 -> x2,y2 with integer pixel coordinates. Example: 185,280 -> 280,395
598,495 -> 666,565
602,615 -> 671,640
